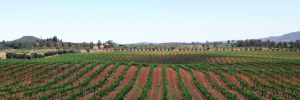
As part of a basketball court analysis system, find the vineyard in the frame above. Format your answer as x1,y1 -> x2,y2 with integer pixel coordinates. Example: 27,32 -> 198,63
0,50 -> 300,100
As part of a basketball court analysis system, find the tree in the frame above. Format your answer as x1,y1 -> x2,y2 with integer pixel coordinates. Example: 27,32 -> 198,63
2,40 -> 5,44
267,39 -> 270,42
227,40 -> 230,43
82,42 -> 87,48
205,41 -> 210,48
283,41 -> 287,48
90,42 -> 94,48
53,42 -> 58,47
39,42 -> 44,47
269,41 -> 276,48
106,40 -> 115,48
53,36 -> 58,42
97,40 -> 102,48
277,41 -> 283,48
46,41 -> 51,47
60,39 -> 62,42
68,42 -> 72,47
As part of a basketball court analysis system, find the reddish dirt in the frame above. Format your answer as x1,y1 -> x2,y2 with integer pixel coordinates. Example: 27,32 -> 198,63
225,57 -> 232,63
214,57 -> 222,63
235,72 -> 254,85
219,57 -> 228,63
179,68 -> 206,100
101,66 -> 137,100
193,70 -> 210,87
222,72 -> 240,87
124,67 -> 150,100
89,65 -> 114,84
230,57 -> 237,63
71,64 -> 101,85
209,72 -> 245,100
165,67 -> 183,100
209,72 -> 226,86
31,64 -> 69,86
193,70 -> 225,100
55,64 -> 90,85
75,65 -> 126,100
210,58 -> 216,63
146,67 -> 162,100
198,56 -> 206,63
241,58 -> 248,62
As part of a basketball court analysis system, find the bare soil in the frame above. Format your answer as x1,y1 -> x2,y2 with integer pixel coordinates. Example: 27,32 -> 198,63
89,65 -> 114,84
124,67 -> 150,100
179,68 -> 206,100
193,70 -> 225,100
209,72 -> 245,100
75,65 -> 126,100
166,67 -> 183,100
146,67 -> 162,100
101,66 -> 137,100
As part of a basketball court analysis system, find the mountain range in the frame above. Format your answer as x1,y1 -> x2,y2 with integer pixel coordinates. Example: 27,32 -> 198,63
259,31 -> 300,42
8,31 -> 300,44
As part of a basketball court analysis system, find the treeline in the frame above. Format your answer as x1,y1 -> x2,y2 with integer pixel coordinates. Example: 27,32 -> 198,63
236,39 -> 300,48
6,49 -> 78,59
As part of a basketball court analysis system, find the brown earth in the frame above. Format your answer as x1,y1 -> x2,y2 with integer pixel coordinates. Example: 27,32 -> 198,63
89,65 -> 114,84
179,68 -> 206,100
235,72 -> 254,85
71,64 -> 101,85
75,65 -> 126,100
221,72 -> 240,87
230,57 -> 237,63
146,67 -> 162,100
124,67 -> 150,100
209,58 -> 216,63
166,67 -> 183,100
55,64 -> 90,85
193,70 -> 225,100
209,72 -> 245,100
225,57 -> 232,63
101,66 -> 137,100
214,57 -> 222,63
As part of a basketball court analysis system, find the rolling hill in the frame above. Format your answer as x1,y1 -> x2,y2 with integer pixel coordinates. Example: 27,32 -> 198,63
12,36 -> 40,43
260,31 -> 300,42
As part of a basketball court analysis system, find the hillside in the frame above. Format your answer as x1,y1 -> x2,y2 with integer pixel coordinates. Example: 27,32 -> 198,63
260,31 -> 300,42
13,36 -> 40,43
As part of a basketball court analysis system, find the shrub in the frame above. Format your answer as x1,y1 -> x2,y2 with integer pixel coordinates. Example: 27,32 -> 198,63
6,52 -> 14,59
86,48 -> 90,53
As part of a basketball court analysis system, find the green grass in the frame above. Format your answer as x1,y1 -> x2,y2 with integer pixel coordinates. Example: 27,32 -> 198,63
37,51 -> 46,53
13,50 -> 29,53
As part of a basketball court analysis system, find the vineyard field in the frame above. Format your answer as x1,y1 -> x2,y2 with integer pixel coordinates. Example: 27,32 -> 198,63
0,50 -> 300,100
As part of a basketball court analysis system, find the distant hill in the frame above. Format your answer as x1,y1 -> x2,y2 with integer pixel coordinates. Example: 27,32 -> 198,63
12,36 -> 40,43
260,31 -> 300,42
134,42 -> 157,44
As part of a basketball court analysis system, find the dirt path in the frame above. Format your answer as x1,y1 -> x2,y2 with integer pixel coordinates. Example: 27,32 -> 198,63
101,66 -> 137,100
179,68 -> 206,100
146,67 -> 162,100
166,67 -> 183,100
75,65 -> 126,100
209,72 -> 245,100
193,70 -> 226,100
124,67 -> 150,100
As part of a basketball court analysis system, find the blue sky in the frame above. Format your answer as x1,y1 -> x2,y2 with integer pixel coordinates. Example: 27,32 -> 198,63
1,0 -> 299,44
